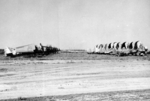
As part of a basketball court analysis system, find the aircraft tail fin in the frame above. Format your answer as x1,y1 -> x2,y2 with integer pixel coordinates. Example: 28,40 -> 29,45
4,47 -> 12,56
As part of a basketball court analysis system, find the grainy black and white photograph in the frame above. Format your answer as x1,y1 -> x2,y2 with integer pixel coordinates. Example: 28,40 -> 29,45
0,0 -> 150,101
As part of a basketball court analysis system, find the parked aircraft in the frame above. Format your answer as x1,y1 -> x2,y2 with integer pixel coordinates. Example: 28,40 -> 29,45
90,41 -> 148,56
4,43 -> 60,57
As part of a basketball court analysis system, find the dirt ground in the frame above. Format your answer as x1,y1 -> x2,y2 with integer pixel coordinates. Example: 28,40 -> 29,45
0,52 -> 150,101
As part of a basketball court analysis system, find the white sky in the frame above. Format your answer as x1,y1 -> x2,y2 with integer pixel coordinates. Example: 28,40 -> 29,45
0,0 -> 150,49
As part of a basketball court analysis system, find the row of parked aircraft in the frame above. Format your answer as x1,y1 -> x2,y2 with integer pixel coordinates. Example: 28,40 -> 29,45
4,41 -> 149,57
4,43 -> 60,57
88,41 -> 148,56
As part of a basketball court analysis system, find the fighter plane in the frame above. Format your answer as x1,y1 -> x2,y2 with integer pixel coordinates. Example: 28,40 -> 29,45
4,43 -> 60,57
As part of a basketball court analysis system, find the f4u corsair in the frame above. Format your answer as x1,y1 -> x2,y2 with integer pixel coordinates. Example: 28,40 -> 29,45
4,43 -> 60,57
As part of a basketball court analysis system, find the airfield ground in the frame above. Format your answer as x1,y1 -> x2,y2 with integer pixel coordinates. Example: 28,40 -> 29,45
0,51 -> 150,101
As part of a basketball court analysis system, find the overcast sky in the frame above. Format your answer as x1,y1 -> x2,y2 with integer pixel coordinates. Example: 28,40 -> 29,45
0,0 -> 150,49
